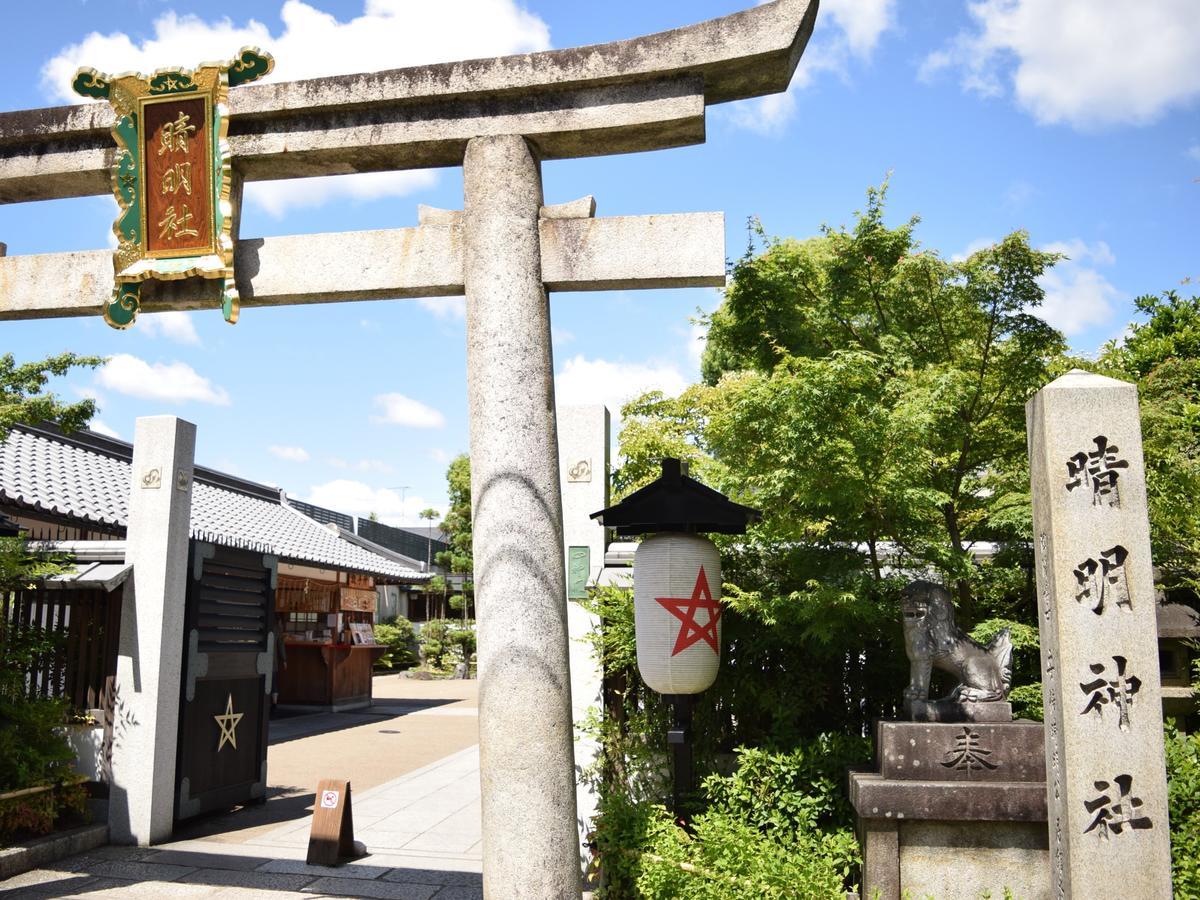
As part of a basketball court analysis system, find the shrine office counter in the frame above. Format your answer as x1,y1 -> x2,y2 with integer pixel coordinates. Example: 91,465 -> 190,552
276,640 -> 387,712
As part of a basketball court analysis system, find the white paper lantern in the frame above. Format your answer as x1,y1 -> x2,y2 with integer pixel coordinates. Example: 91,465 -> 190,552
634,532 -> 722,695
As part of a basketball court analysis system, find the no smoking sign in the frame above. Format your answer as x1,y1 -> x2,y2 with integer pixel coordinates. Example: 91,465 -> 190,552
320,790 -> 340,809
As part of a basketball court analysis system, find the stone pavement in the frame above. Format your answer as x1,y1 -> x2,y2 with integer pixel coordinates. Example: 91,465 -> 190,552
0,747 -> 483,899
0,678 -> 484,898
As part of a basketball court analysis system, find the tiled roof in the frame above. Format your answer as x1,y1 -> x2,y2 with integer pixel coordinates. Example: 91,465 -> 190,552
0,425 -> 430,582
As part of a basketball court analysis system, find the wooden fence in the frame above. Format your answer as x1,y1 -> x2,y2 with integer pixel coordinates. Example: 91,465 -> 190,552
0,586 -> 121,712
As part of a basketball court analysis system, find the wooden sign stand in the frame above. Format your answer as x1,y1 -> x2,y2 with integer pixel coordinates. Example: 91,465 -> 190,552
307,778 -> 366,865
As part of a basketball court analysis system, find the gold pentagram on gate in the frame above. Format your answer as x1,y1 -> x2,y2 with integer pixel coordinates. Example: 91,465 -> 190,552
213,693 -> 243,751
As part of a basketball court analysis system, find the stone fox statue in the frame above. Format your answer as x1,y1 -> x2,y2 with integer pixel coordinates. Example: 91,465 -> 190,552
901,580 -> 1012,705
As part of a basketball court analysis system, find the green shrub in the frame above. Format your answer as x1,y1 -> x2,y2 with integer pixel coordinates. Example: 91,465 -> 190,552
1167,721 -> 1200,898
373,617 -> 416,670
0,694 -> 75,795
1007,682 -> 1044,721
0,613 -> 90,845
702,735 -> 868,836
418,619 -> 451,669
0,780 -> 88,845
448,625 -> 476,659
595,735 -> 868,898
416,619 -> 476,672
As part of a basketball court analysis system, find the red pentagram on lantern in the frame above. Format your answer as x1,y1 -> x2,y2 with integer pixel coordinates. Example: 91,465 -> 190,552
656,566 -> 722,656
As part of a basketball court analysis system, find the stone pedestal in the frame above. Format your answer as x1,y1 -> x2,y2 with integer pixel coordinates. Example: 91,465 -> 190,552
850,721 -> 1050,900
908,698 -> 1012,723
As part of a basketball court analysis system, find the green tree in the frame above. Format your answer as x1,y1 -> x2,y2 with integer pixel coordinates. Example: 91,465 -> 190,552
0,351 -> 101,838
1098,289 -> 1200,593
417,507 -> 439,569
615,183 -> 1065,745
0,352 -> 102,440
434,454 -> 474,583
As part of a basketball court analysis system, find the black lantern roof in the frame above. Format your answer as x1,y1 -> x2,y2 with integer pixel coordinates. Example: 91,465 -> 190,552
590,457 -> 761,537
0,512 -> 20,538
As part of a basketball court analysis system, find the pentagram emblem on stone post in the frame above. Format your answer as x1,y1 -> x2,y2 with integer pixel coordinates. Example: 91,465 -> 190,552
72,48 -> 273,329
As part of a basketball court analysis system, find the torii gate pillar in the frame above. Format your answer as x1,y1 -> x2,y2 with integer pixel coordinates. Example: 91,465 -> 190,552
464,134 -> 578,896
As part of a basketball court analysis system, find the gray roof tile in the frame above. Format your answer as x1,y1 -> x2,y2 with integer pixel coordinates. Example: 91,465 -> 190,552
0,426 -> 427,581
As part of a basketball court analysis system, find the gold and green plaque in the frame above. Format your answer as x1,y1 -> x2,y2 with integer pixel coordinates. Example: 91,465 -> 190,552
72,48 -> 274,329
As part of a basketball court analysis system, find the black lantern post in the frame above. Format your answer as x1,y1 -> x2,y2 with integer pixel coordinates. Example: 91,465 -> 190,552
591,457 -> 759,821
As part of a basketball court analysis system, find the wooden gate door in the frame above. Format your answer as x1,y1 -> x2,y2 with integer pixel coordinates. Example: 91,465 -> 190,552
175,541 -> 278,822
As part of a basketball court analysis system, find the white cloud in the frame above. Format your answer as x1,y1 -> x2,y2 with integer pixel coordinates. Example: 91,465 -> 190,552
727,88 -> 802,137
305,479 -> 440,526
89,419 -> 120,439
356,458 -> 395,474
245,170 -> 438,217
371,392 -> 446,428
552,326 -> 575,345
44,1 -> 550,210
213,458 -> 248,478
1037,239 -> 1122,337
43,2 -> 551,103
418,296 -> 466,321
325,456 -> 395,473
822,0 -> 897,57
555,355 -> 688,421
96,354 -> 231,405
726,0 -> 896,135
1003,179 -> 1034,211
1043,239 -> 1116,267
685,294 -> 724,373
429,448 -> 452,465
1188,144 -> 1200,163
269,444 -> 310,462
920,0 -> 1200,130
138,311 -> 201,345
952,236 -> 998,262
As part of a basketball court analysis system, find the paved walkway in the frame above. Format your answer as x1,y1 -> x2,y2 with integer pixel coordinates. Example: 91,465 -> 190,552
0,678 -> 483,898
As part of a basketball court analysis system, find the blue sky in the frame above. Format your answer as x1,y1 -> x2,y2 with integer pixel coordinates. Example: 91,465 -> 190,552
3,0 -> 1197,523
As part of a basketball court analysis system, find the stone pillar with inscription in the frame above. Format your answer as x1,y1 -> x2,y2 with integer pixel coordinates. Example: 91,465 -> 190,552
1027,369 -> 1172,898
558,404 -> 610,877
109,416 -> 196,845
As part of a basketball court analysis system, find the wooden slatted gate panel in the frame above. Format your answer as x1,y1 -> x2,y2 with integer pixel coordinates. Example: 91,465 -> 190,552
175,542 -> 278,822
1,586 -> 121,712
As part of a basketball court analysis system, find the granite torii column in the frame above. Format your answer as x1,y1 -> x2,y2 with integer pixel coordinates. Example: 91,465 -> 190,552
463,134 -> 579,894
0,1 -> 820,893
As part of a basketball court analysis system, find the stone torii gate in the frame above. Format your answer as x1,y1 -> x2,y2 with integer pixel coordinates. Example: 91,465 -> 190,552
0,1 -> 818,894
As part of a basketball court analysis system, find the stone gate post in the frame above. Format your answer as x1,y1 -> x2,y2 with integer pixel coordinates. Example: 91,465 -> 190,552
463,134 -> 580,898
1028,370 -> 1172,897
109,415 -> 195,845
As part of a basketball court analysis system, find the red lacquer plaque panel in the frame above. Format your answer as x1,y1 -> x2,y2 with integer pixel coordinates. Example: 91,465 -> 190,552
142,97 -> 213,258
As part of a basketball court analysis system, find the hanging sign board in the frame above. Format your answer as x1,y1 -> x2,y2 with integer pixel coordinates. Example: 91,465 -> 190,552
71,48 -> 273,329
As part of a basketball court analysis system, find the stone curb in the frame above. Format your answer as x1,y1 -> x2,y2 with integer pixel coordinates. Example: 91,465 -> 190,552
0,823 -> 108,881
